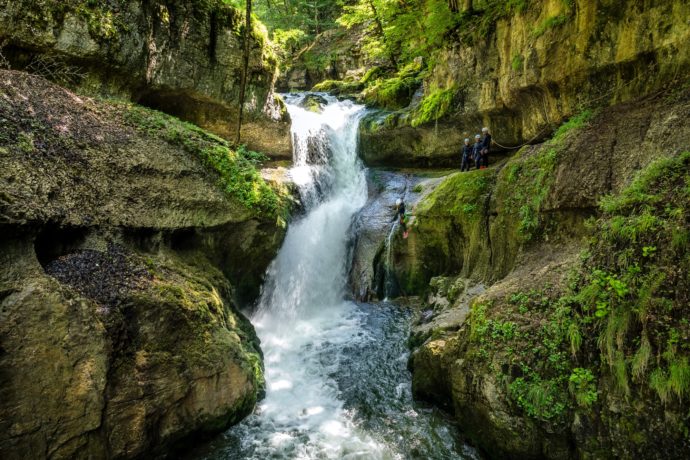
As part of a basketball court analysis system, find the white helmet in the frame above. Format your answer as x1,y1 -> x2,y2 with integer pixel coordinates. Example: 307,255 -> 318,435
395,198 -> 402,206
464,138 -> 470,143
482,127 -> 489,133
475,134 -> 481,139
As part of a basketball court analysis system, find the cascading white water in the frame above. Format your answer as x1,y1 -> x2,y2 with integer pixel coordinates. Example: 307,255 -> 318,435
237,94 -> 389,458
187,94 -> 474,460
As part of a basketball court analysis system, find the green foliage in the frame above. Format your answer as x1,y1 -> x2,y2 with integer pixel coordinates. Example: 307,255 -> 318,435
412,184 -> 424,193
124,104 -> 284,218
271,28 -> 309,68
568,368 -> 598,407
511,53 -> 524,72
509,377 -> 567,421
254,0 -> 343,36
532,14 -> 570,38
498,109 -> 593,242
411,85 -> 457,127
471,290 -> 575,421
574,152 -> 690,401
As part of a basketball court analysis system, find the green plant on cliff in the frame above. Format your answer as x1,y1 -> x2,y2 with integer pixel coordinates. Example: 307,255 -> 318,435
363,61 -> 424,109
568,368 -> 598,408
467,288 -> 591,422
124,104 -> 285,218
500,110 -> 594,242
574,152 -> 690,401
532,14 -> 569,38
411,85 -> 458,127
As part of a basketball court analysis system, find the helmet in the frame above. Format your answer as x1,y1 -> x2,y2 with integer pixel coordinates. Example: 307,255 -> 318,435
482,127 -> 489,133
464,138 -> 470,143
475,134 -> 481,139
395,198 -> 402,206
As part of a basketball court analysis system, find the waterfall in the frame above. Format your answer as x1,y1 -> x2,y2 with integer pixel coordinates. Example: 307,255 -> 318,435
383,222 -> 398,301
234,94 -> 388,458
187,94 -> 473,460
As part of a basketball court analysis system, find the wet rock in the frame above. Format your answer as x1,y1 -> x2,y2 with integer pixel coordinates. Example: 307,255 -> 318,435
405,88 -> 690,459
300,94 -> 329,113
347,170 -> 445,301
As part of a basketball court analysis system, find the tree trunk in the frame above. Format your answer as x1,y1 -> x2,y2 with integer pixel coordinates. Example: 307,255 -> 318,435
366,0 -> 397,67
463,0 -> 472,12
236,0 -> 252,145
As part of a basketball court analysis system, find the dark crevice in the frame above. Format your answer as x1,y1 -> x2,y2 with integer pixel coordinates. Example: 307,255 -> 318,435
34,224 -> 89,268
209,10 -> 218,63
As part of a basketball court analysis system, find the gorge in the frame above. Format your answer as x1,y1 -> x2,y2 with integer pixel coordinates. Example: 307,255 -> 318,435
1,1 -> 690,459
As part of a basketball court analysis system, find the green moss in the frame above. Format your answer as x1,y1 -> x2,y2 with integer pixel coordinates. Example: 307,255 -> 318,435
532,14 -> 570,38
363,75 -> 422,110
410,85 -> 457,127
495,110 -> 594,242
417,170 -> 493,221
123,104 -> 285,218
511,53 -> 523,73
312,79 -> 364,95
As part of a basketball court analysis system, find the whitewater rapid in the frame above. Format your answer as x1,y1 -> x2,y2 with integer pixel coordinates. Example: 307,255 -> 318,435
185,94 -> 476,460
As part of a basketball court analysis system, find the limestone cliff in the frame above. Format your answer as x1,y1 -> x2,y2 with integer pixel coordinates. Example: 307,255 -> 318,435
380,86 -> 690,458
359,0 -> 690,166
0,0 -> 292,159
0,70 -> 288,459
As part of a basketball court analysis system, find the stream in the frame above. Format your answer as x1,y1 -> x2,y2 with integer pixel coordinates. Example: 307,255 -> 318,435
185,94 -> 479,459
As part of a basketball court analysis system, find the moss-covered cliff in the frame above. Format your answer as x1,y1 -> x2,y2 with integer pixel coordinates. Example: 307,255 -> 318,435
386,85 -> 690,458
0,0 -> 292,159
357,0 -> 690,166
0,70 -> 288,459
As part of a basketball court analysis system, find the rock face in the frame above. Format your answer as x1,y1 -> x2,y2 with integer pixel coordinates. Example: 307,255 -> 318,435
386,92 -> 690,293
0,0 -> 292,159
359,0 -> 690,167
387,87 -> 690,458
0,71 -> 287,459
277,27 -> 370,91
348,170 -> 447,301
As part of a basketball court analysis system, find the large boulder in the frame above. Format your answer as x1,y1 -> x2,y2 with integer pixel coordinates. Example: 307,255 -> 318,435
0,70 -> 288,459
0,0 -> 292,159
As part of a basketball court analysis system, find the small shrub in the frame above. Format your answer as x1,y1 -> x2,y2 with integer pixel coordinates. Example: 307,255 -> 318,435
569,368 -> 598,408
532,14 -> 570,38
511,53 -> 523,72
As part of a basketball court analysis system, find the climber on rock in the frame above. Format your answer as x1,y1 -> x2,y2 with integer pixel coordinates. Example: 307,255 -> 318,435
394,198 -> 409,238
461,138 -> 472,172
481,127 -> 492,169
472,134 -> 483,170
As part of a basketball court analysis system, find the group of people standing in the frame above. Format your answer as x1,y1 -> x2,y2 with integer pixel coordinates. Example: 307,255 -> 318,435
461,127 -> 492,171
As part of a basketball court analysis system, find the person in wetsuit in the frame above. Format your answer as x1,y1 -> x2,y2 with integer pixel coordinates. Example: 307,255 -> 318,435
472,134 -> 483,170
481,127 -> 492,169
461,138 -> 472,172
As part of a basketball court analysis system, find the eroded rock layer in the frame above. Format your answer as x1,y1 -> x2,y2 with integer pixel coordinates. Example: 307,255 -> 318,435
0,71 -> 287,459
